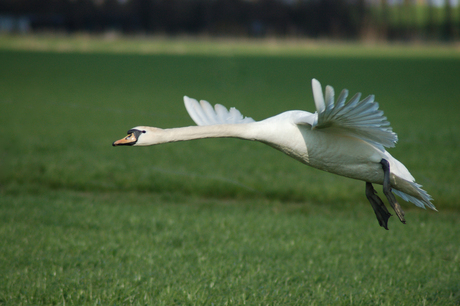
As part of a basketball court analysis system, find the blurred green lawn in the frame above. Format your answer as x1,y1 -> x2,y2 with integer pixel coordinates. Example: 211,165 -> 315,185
0,38 -> 459,304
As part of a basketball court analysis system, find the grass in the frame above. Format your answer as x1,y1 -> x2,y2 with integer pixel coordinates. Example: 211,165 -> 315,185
0,37 -> 460,304
1,191 -> 459,305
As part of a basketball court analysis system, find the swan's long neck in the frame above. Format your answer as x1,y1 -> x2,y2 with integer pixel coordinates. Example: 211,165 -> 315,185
137,124 -> 259,146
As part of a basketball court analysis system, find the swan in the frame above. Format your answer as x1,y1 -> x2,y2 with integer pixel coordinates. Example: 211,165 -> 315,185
113,79 -> 436,229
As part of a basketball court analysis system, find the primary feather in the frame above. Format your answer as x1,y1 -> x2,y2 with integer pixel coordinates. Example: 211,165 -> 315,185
308,79 -> 398,151
184,96 -> 255,126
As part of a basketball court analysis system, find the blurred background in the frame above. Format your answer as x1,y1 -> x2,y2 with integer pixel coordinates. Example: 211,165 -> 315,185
1,1 -> 460,305
1,0 -> 459,42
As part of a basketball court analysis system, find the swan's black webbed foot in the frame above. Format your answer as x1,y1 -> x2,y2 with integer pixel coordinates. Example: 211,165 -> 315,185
365,182 -> 392,230
380,159 -> 406,224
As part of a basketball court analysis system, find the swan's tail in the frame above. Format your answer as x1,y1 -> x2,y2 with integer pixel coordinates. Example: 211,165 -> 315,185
386,153 -> 436,211
393,180 -> 436,211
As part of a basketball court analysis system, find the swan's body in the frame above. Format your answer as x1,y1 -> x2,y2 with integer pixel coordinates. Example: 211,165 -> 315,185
113,79 -> 435,229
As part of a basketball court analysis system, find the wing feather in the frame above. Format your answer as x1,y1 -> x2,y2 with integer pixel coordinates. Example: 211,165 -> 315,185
184,96 -> 255,126
309,79 -> 398,149
183,96 -> 207,125
214,104 -> 230,123
312,79 -> 326,113
200,100 -> 219,125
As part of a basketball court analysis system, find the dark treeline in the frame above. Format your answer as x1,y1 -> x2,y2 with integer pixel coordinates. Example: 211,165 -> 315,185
1,0 -> 458,41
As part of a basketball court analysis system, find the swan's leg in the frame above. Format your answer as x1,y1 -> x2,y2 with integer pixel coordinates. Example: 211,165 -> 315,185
380,159 -> 406,224
365,182 -> 392,230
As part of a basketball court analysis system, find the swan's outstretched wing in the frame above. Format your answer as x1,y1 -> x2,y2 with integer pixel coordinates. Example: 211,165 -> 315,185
296,79 -> 398,150
184,96 -> 255,126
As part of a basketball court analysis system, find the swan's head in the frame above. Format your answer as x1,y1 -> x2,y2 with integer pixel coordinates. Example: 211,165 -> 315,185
112,126 -> 158,147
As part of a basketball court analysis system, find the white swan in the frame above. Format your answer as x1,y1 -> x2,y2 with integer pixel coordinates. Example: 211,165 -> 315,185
113,79 -> 436,229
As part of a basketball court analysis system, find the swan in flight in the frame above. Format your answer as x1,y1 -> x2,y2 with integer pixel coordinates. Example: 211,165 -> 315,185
113,79 -> 435,229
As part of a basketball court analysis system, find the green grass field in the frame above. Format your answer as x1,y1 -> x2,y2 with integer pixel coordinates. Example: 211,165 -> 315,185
1,36 -> 460,305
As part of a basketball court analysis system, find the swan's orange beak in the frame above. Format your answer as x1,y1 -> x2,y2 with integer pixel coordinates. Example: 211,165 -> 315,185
112,133 -> 137,146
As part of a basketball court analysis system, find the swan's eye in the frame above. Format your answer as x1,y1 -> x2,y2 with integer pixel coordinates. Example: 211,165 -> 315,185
142,130 -> 146,133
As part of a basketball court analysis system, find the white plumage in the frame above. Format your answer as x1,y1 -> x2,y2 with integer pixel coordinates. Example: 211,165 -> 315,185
113,79 -> 436,229
184,97 -> 255,126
